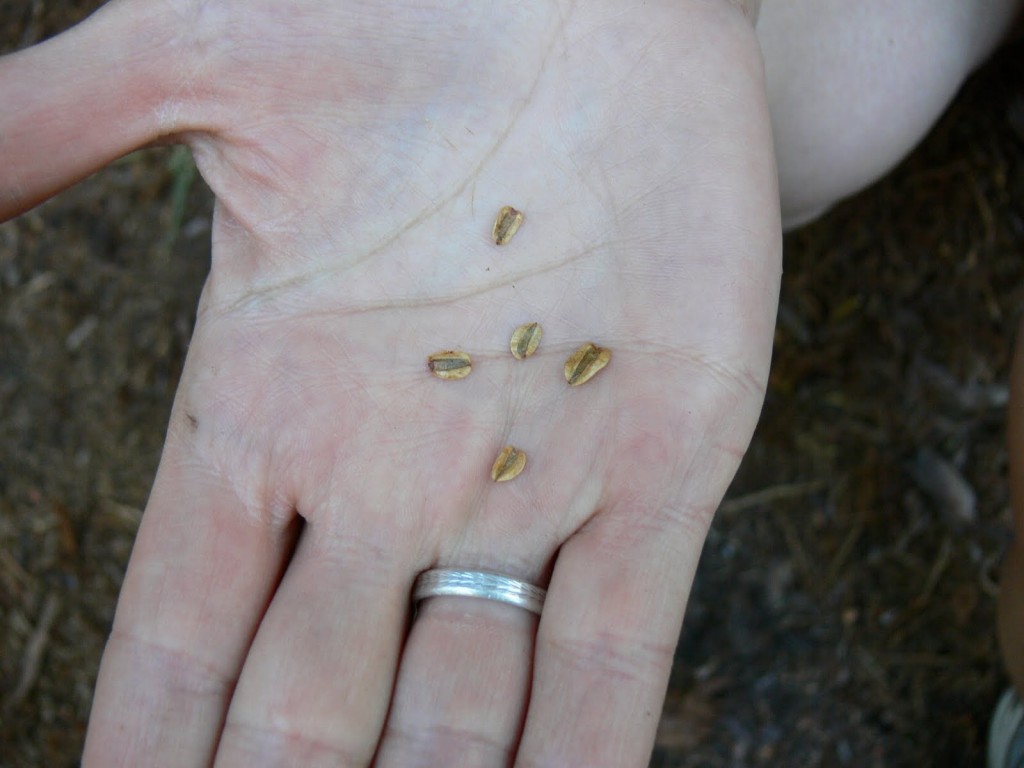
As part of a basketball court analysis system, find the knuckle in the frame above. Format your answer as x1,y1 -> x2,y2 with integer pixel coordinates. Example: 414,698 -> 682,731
543,628 -> 674,686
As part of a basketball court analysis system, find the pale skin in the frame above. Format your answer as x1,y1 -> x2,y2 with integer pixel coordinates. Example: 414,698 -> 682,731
2,0 -> 1023,765
2,1 -> 779,765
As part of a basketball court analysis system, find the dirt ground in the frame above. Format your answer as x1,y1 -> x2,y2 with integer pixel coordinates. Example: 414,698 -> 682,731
1,4 -> 1023,767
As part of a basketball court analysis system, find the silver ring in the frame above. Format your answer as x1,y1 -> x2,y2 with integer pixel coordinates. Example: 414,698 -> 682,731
413,569 -> 546,616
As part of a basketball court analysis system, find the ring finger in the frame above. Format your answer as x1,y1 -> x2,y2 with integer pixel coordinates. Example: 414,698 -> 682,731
374,420 -> 603,767
373,570 -> 542,767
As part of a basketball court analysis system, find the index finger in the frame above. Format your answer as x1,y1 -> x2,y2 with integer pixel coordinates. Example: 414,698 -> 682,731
83,422 -> 297,767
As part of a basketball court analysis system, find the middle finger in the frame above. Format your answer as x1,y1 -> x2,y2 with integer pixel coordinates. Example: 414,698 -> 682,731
213,518 -> 411,768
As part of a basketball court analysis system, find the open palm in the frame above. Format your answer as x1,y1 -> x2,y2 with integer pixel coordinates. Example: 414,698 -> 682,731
4,1 -> 780,765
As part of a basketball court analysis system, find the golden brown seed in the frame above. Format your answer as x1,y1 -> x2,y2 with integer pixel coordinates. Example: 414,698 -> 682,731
564,342 -> 611,386
427,350 -> 472,380
510,322 -> 543,360
491,445 -> 527,482
492,205 -> 524,245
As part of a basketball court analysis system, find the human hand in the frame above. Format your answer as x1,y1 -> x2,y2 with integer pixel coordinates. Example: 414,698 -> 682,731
2,1 -> 780,764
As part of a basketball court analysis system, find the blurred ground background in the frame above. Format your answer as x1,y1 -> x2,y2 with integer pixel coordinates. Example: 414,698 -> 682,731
1,3 -> 1023,766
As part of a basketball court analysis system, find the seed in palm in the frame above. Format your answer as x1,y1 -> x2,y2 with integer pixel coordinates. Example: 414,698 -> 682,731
492,206 -> 524,245
427,350 -> 472,380
491,445 -> 527,482
510,322 -> 543,359
564,342 -> 611,386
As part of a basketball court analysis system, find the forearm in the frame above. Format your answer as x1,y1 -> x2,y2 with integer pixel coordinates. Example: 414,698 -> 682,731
0,1 -> 190,221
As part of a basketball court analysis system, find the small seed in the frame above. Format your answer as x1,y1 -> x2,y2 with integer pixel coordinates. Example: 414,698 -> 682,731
428,350 -> 472,380
510,322 -> 543,359
491,445 -> 527,482
564,342 -> 611,386
492,205 -> 523,245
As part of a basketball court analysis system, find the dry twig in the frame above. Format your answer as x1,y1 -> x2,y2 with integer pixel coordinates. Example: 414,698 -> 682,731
3,592 -> 61,714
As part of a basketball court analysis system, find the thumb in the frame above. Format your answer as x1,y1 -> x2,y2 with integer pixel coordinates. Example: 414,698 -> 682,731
0,0 -> 195,221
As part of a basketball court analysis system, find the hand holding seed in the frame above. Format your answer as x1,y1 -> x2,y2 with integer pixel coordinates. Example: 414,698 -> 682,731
3,2 -> 781,765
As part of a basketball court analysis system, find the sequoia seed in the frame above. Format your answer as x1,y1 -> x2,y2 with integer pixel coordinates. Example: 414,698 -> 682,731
492,205 -> 524,245
564,342 -> 611,386
510,322 -> 543,359
428,350 -> 472,380
491,445 -> 527,482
